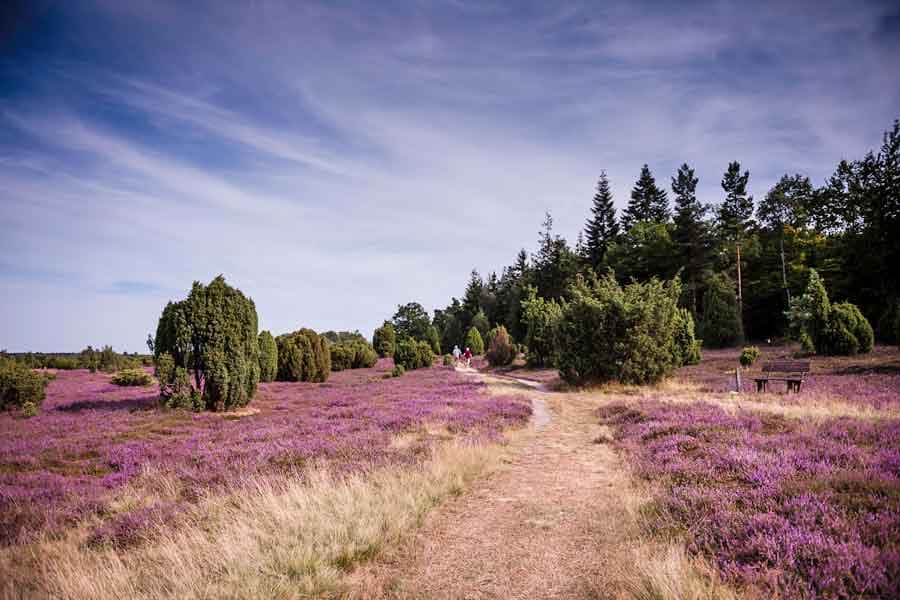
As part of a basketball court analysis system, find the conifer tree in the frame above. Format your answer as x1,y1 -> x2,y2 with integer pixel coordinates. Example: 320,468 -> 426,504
622,164 -> 669,230
671,163 -> 710,314
717,161 -> 754,342
584,171 -> 619,271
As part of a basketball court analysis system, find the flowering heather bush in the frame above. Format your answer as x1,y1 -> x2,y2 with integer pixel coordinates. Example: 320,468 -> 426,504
599,400 -> 900,598
0,361 -> 529,546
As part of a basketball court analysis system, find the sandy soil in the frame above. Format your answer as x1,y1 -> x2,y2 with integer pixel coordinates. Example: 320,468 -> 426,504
350,375 -> 641,599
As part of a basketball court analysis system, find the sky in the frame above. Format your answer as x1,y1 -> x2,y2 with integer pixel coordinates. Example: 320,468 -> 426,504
1,0 -> 898,352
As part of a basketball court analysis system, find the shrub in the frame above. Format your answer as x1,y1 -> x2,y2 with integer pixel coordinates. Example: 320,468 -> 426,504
372,322 -> 396,358
426,325 -> 442,355
787,270 -> 873,356
155,353 -> 201,410
672,308 -> 702,366
0,357 -> 48,412
464,327 -> 484,355
739,346 -> 760,367
21,401 -> 37,418
442,354 -> 454,366
258,331 -> 278,382
393,339 -> 433,371
391,365 -> 405,377
521,286 -> 562,367
329,340 -> 378,371
153,275 -> 260,411
276,329 -> 330,382
110,368 -> 153,386
556,274 -> 686,386
416,340 -> 435,368
698,272 -> 741,347
486,325 -> 515,367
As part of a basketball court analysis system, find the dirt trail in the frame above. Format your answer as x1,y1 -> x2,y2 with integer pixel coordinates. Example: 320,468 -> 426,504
352,374 -> 638,599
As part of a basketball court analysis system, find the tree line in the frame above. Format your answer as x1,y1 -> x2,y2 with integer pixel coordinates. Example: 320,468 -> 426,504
422,119 -> 900,352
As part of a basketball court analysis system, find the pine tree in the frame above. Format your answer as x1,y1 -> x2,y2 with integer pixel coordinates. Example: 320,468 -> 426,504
758,174 -> 813,306
584,171 -> 620,271
717,161 -> 754,342
532,212 -> 578,300
671,163 -> 710,315
622,164 -> 669,230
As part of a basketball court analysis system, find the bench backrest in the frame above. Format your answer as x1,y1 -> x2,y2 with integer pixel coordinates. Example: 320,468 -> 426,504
761,360 -> 810,374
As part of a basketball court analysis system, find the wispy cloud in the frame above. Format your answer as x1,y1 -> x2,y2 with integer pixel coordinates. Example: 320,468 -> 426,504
1,0 -> 898,351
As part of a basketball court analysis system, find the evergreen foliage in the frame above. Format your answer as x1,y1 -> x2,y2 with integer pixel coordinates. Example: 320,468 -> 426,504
153,276 -> 260,411
699,272 -> 741,347
739,346 -> 761,367
671,163 -> 711,314
258,330 -> 278,382
557,275 -> 692,385
486,325 -> 515,366
392,339 -> 434,370
391,302 -> 431,342
110,368 -> 153,386
787,270 -> 873,356
521,286 -> 562,367
0,356 -> 48,411
464,326 -> 484,355
276,328 -> 330,382
425,325 -> 442,355
622,164 -> 669,229
584,171 -> 619,270
372,321 -> 396,358
329,339 -> 378,371
470,310 -> 490,337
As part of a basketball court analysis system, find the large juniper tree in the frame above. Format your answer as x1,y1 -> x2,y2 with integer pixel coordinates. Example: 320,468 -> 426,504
717,161 -> 754,342
622,164 -> 669,230
583,171 -> 619,271
671,163 -> 710,315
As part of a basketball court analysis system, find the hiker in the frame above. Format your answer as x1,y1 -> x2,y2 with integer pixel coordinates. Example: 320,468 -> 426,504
463,347 -> 472,368
452,345 -> 461,364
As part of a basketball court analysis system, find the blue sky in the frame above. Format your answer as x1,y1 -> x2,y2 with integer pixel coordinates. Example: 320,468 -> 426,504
1,0 -> 898,352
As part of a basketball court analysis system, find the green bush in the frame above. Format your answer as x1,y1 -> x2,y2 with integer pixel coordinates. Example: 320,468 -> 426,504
393,339 -> 433,370
426,325 -> 442,355
471,310 -> 490,337
557,274 -> 688,386
276,328 -> 330,382
155,353 -> 201,410
486,325 -> 515,367
672,308 -> 702,366
521,287 -> 563,367
373,322 -> 396,358
442,354 -> 454,366
21,401 -> 37,418
391,365 -> 405,377
464,327 -> 484,355
153,275 -> 260,411
787,270 -> 873,356
329,340 -> 378,371
0,357 -> 48,412
110,368 -> 153,386
698,272 -> 741,348
258,331 -> 278,382
739,346 -> 760,367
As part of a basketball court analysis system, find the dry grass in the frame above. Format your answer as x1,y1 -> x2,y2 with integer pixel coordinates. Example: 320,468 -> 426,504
1,441 -> 506,600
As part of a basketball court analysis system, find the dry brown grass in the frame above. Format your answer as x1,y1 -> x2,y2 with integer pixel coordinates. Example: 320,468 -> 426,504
1,441 -> 506,600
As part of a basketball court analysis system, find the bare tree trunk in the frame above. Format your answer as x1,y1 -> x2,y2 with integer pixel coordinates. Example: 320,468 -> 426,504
780,233 -> 791,305
736,241 -> 744,343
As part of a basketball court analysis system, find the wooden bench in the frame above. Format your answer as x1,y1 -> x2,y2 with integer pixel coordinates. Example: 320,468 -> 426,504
753,360 -> 810,393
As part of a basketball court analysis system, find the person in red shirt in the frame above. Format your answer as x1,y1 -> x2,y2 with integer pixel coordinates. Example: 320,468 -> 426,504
463,347 -> 472,368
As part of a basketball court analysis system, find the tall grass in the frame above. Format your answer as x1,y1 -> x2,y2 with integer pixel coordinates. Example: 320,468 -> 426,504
2,442 -> 503,600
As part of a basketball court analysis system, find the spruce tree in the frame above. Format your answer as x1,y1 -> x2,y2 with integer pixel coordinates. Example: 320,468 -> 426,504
671,163 -> 710,315
622,164 -> 669,230
717,161 -> 754,343
584,171 -> 620,271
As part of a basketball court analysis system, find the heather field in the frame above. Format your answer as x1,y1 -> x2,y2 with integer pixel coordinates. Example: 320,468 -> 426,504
0,360 -> 530,549
593,346 -> 900,599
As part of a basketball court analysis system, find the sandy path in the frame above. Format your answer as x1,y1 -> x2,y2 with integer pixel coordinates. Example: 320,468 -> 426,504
351,375 -> 637,599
